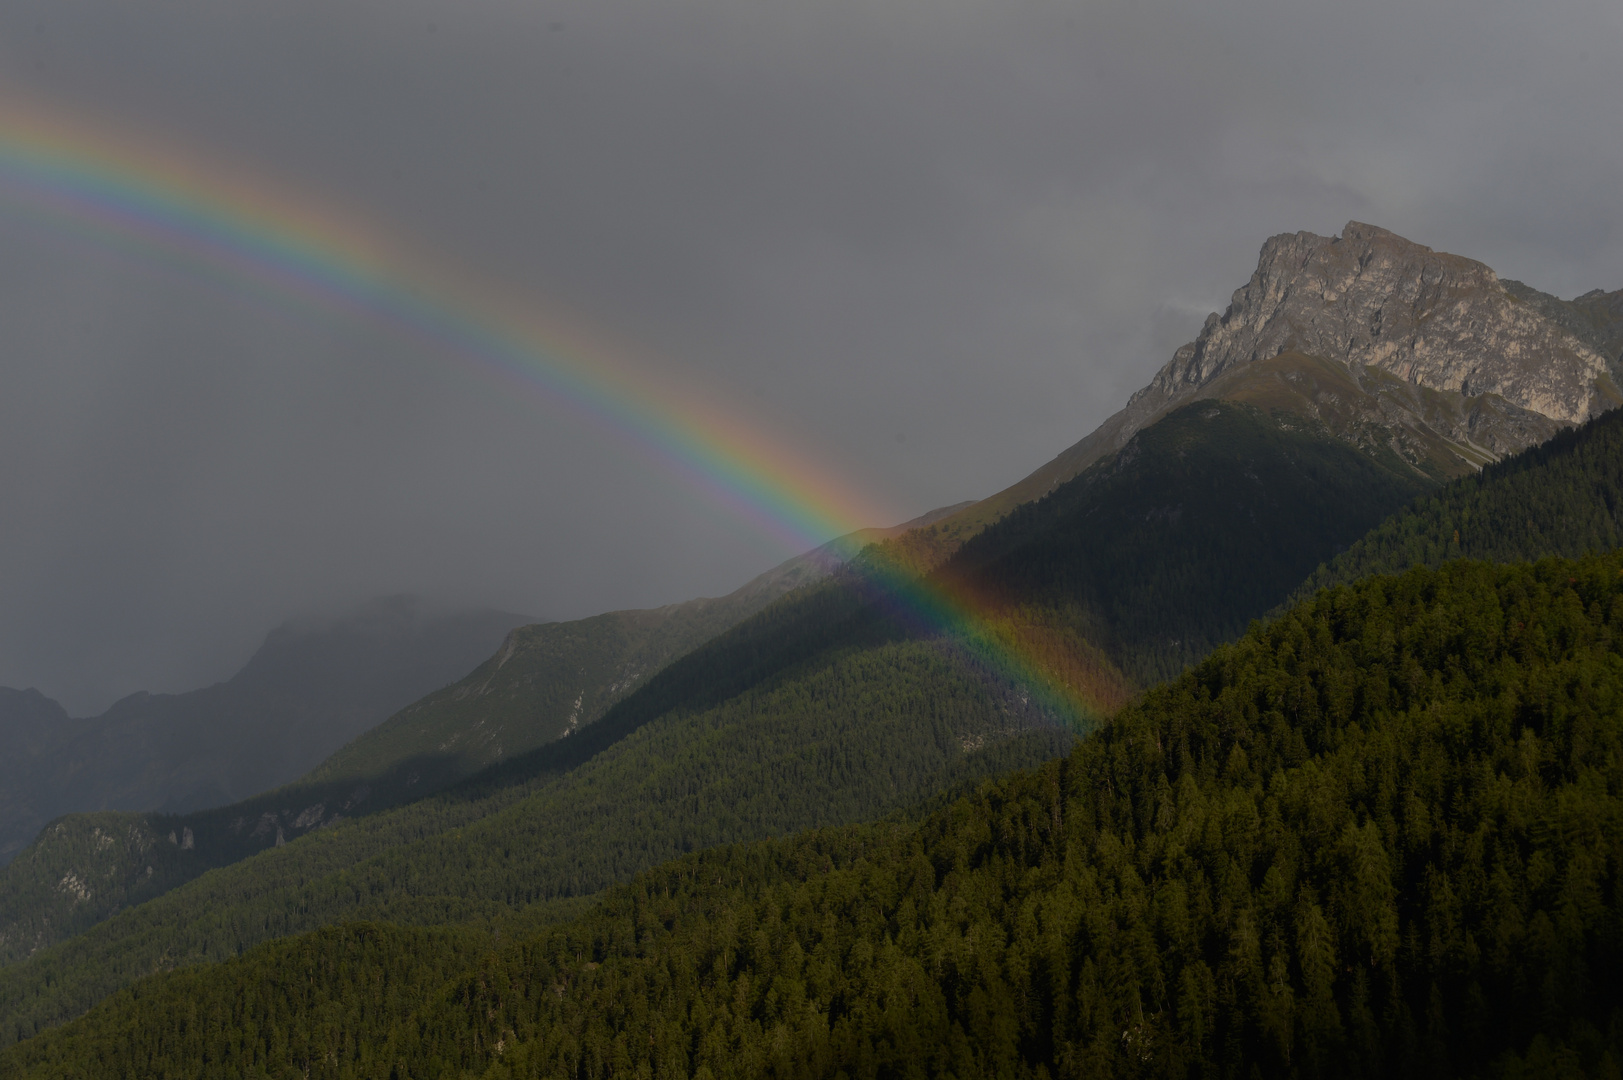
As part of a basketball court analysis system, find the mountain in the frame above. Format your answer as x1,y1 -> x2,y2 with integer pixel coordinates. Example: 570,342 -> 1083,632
298,500 -> 975,803
0,598 -> 532,864
396,555 -> 1623,1079
936,398 -> 1431,684
906,222 -> 1617,553
0,691 -> 72,761
0,506 -> 969,971
1501,279 -> 1623,380
8,554 -> 1620,1078
0,394 -> 1443,1038
1295,398 -> 1623,601
2,221 -> 1618,1063
0,694 -> 81,874
0,577 -> 1074,1047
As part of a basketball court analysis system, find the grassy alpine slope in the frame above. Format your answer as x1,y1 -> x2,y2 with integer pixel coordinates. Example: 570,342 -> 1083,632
7,554 -> 1622,1078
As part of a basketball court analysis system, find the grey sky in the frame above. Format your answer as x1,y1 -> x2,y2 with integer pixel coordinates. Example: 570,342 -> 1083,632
0,0 -> 1618,714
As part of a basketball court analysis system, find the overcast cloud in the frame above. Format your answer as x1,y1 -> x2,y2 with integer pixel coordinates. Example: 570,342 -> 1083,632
0,0 -> 1618,714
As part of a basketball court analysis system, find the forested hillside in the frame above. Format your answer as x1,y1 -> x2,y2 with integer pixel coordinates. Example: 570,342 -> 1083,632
1297,402 -> 1623,600
0,608 -> 1076,1047
7,555 -> 1620,1078
0,509 -> 970,972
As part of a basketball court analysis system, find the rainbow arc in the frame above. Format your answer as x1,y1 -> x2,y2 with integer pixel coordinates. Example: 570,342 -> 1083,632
0,95 -> 1116,728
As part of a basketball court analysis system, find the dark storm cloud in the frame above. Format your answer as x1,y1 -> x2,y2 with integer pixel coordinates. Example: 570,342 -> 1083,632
0,0 -> 1618,713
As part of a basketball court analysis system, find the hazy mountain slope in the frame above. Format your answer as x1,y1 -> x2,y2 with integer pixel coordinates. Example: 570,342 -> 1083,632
0,576 -> 925,967
0,619 -> 1070,1047
11,555 -> 1622,1079
0,695 -> 83,869
914,222 -> 1616,551
937,399 -> 1433,683
1294,401 -> 1623,601
301,502 -> 972,803
0,691 -> 72,761
0,598 -> 531,864
0,506 -> 970,969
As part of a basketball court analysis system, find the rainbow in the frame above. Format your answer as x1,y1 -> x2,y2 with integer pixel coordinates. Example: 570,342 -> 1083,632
0,95 -> 1115,728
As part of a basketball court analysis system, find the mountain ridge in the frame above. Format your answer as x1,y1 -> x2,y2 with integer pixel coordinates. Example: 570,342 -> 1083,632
0,504 -> 975,969
1292,398 -> 1623,602
913,222 -> 1619,548
0,599 -> 533,864
298,499 -> 976,799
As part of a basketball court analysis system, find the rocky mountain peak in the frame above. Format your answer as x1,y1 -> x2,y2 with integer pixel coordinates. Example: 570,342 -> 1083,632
938,224 -> 1621,533
1137,221 -> 1612,426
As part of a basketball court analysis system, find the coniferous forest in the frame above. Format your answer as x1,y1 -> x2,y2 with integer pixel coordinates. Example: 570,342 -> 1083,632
4,555 -> 1621,1078
1298,402 -> 1623,598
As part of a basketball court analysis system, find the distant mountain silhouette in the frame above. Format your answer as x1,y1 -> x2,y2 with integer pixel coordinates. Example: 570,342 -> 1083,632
0,597 -> 531,862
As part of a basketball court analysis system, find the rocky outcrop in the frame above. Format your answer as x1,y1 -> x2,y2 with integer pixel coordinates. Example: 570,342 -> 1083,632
1501,279 -> 1623,381
943,223 -> 1622,532
1140,222 -> 1614,425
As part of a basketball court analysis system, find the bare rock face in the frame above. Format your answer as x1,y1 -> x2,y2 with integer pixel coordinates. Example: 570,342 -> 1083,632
946,223 -> 1621,529
1115,222 -> 1622,482
1501,279 -> 1623,379
1142,222 -> 1613,425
